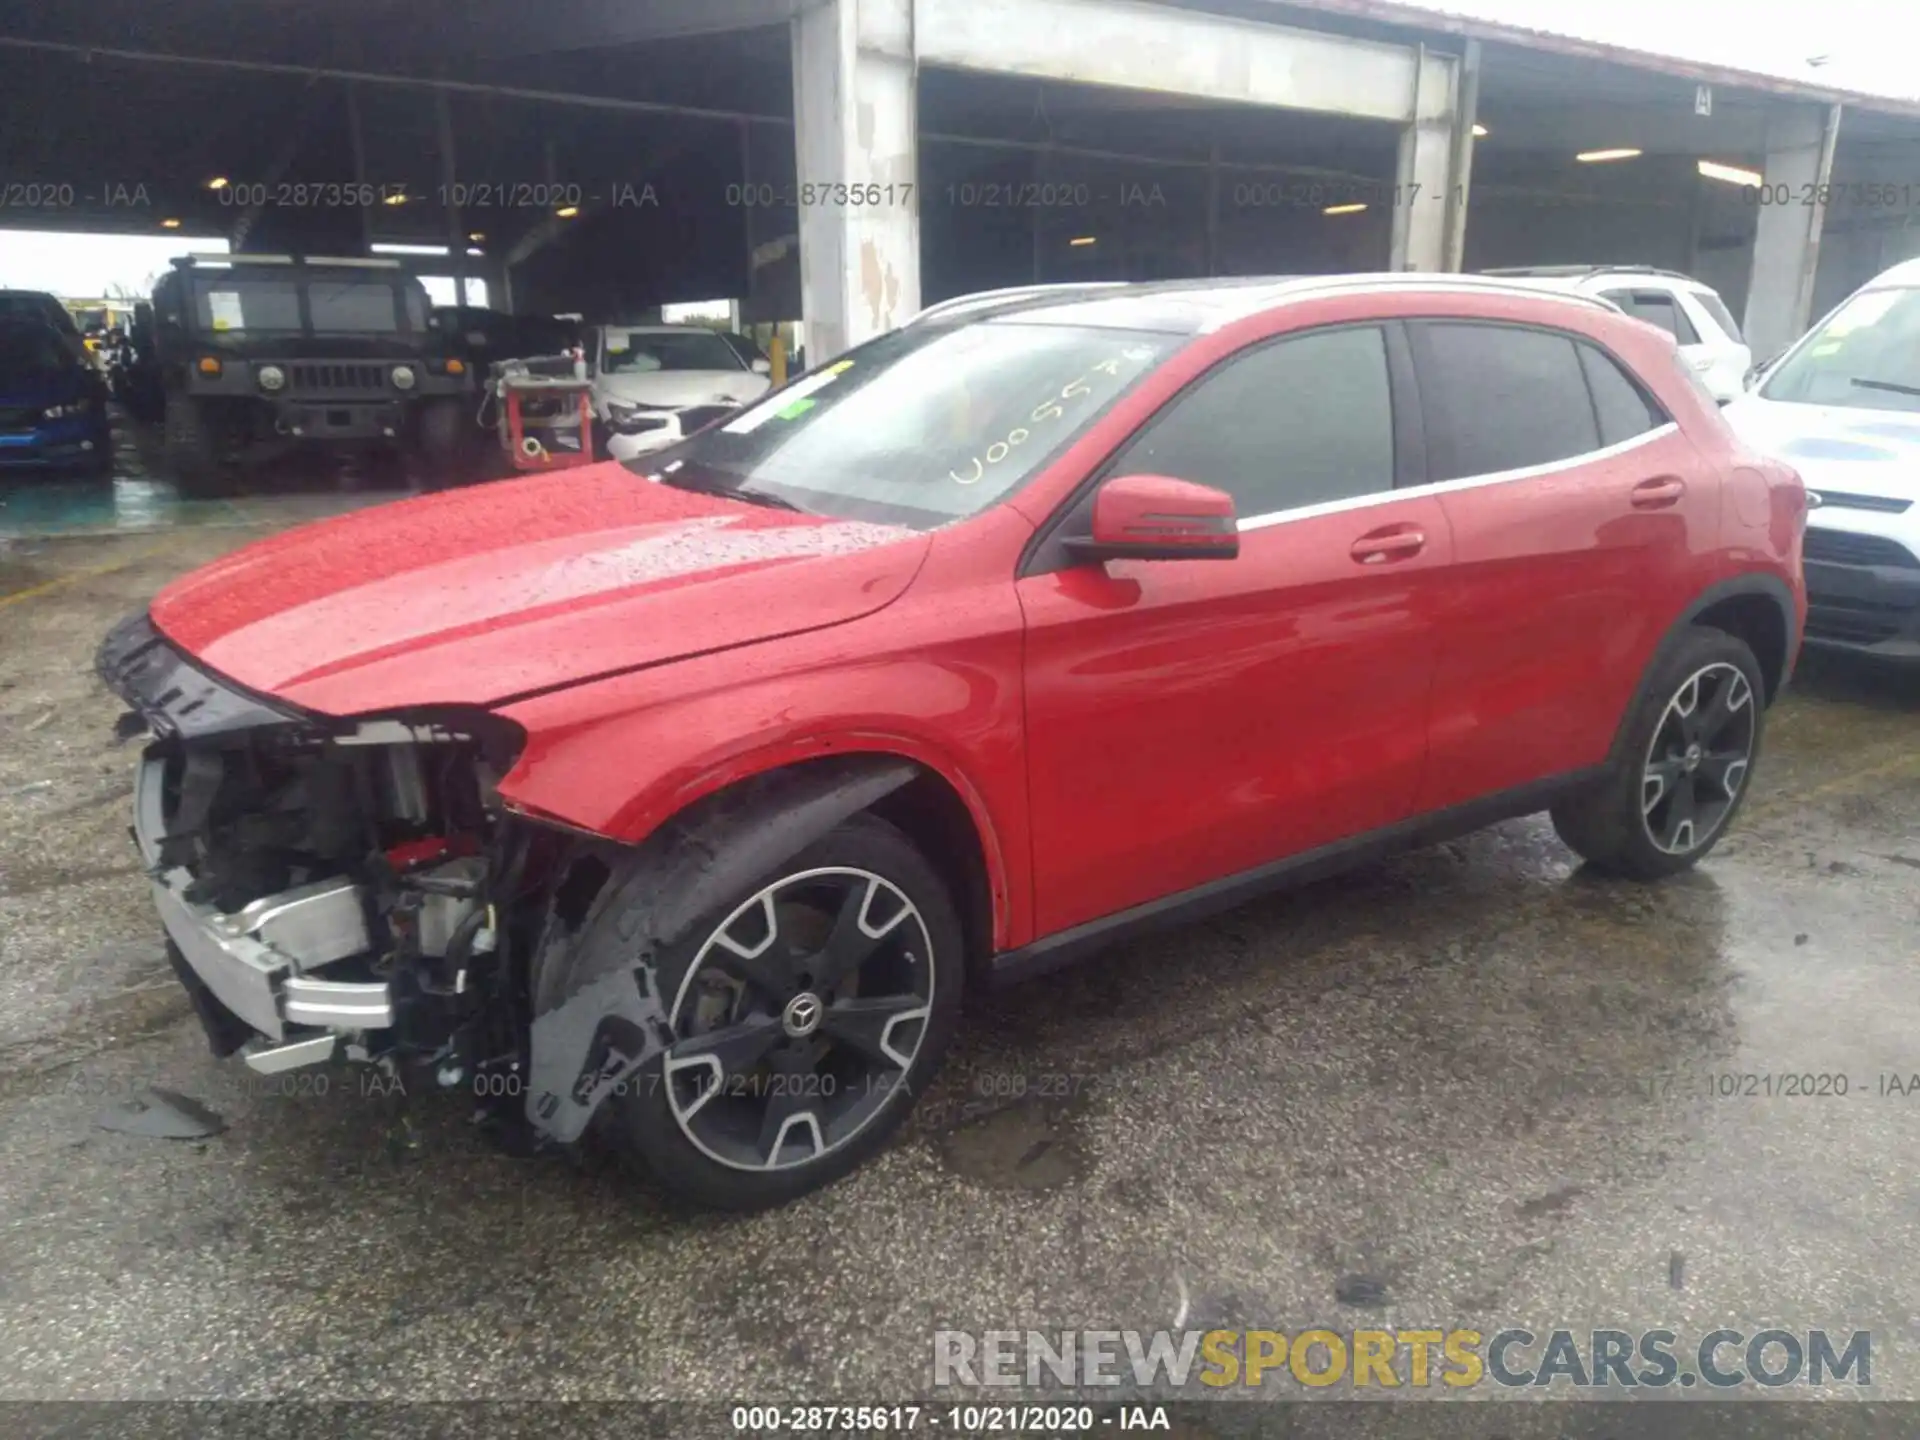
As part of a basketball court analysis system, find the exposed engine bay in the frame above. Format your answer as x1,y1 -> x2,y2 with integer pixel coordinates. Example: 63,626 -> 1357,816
95,611 -> 923,1158
98,611 -> 559,1130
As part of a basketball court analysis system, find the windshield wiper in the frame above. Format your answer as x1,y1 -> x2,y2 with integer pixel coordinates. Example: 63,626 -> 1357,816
1850,377 -> 1920,397
726,484 -> 810,514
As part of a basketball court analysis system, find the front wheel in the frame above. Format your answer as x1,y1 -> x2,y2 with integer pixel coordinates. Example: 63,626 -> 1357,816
162,393 -> 232,498
601,813 -> 963,1210
1552,625 -> 1765,879
411,397 -> 473,490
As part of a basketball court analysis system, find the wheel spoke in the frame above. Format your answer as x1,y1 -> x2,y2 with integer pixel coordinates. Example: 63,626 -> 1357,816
757,1048 -> 825,1166
810,877 -> 910,992
1659,773 -> 1700,851
1698,751 -> 1749,802
1670,672 -> 1703,742
819,994 -> 929,1069
1643,756 -> 1686,814
667,1013 -> 784,1079
1693,672 -> 1751,747
706,892 -> 798,1001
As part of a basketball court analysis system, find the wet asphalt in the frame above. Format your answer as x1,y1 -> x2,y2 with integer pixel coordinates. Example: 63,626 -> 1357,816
3,415 -> 1920,1423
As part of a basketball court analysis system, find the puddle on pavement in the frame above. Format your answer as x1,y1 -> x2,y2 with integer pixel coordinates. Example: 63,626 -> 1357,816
0,403 -> 408,541
937,1100 -> 1089,1191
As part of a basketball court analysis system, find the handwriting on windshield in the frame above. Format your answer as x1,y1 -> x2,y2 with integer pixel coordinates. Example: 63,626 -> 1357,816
949,357 -> 1129,485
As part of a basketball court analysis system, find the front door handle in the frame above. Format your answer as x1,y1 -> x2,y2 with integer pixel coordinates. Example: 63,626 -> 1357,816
1631,475 -> 1687,509
1349,525 -> 1426,564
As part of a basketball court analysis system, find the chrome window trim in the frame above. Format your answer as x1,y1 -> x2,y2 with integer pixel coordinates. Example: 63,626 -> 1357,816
1234,421 -> 1680,534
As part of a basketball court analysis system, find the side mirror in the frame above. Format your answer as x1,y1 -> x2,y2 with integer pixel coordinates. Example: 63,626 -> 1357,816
750,357 -> 772,375
1065,473 -> 1240,563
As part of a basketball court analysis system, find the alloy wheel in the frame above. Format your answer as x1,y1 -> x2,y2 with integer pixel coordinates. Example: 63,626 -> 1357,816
663,867 -> 935,1172
1641,662 -> 1756,855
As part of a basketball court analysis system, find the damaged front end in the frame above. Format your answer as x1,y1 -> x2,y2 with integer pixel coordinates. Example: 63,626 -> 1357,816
97,611 -> 549,1104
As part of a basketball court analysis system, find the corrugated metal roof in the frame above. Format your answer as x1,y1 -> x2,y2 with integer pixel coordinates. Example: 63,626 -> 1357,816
1282,0 -> 1920,114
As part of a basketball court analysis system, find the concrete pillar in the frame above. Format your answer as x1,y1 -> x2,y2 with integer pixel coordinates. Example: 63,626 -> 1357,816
1743,102 -> 1844,362
1390,45 -> 1462,272
791,0 -> 920,362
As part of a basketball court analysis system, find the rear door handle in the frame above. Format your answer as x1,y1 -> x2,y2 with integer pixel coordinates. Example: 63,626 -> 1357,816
1631,475 -> 1687,509
1349,525 -> 1426,564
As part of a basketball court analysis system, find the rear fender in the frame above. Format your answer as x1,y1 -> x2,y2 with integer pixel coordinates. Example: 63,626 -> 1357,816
523,757 -> 916,1144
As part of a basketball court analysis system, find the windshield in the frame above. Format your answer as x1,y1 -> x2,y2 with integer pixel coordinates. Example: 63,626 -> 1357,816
188,272 -> 426,336
0,323 -> 74,384
1760,286 -> 1920,411
637,319 -> 1178,529
602,328 -> 745,374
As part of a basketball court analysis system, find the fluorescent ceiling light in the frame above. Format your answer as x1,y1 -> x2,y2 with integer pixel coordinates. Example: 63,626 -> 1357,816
371,242 -> 486,257
1068,235 -> 1096,246
1324,203 -> 1368,215
555,205 -> 580,218
206,176 -> 228,189
1699,159 -> 1764,187
1576,148 -> 1643,163
1472,123 -> 1489,137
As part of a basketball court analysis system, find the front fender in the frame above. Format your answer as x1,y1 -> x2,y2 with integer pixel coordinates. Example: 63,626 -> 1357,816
523,758 -> 918,1144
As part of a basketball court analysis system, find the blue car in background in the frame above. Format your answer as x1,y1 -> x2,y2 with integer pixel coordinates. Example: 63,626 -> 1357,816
0,316 -> 111,475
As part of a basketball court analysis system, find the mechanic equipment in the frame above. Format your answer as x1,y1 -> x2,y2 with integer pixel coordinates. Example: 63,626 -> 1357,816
487,349 -> 595,472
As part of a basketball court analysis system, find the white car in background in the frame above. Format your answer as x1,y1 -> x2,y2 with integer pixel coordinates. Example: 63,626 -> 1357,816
590,323 -> 773,461
1721,256 -> 1920,664
1483,266 -> 1752,403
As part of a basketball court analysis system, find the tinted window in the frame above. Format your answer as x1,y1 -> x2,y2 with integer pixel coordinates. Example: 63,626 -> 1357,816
1105,326 -> 1394,516
1600,289 -> 1701,345
1578,343 -> 1666,447
1418,323 -> 1599,481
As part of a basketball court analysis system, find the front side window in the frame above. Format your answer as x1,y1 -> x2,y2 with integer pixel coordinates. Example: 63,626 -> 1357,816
1760,285 -> 1920,412
1415,323 -> 1600,480
602,329 -> 746,375
644,319 -> 1178,528
1104,325 -> 1395,517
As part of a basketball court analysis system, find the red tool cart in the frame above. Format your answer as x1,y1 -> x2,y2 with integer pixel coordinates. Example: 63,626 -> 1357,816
488,350 -> 597,472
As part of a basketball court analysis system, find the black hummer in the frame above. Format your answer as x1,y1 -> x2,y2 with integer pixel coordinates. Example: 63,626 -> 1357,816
150,254 -> 472,495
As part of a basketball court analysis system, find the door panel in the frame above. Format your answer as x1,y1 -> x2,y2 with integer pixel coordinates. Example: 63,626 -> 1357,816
1018,497 -> 1452,938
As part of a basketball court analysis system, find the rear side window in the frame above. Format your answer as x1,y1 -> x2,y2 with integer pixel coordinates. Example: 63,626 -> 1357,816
1599,289 -> 1702,346
1414,323 -> 1599,481
1577,343 -> 1667,447
1106,324 -> 1395,517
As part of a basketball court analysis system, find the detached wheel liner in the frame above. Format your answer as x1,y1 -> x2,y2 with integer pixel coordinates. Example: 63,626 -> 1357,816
522,760 -> 963,1210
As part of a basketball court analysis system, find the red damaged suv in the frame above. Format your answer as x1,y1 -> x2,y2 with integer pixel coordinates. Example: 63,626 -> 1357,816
99,275 -> 1807,1209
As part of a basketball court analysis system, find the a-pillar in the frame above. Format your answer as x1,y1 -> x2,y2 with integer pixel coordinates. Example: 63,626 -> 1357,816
791,0 -> 921,362
1743,101 -> 1844,362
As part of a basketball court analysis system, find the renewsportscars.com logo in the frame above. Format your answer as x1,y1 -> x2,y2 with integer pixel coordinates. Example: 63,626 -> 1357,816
933,1328 -> 1872,1390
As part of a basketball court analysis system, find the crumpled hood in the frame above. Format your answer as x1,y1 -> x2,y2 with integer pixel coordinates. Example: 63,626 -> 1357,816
596,369 -> 771,410
1722,395 -> 1920,502
148,465 -> 927,716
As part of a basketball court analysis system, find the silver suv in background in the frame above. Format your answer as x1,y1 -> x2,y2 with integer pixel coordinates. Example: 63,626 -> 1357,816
1483,266 -> 1752,403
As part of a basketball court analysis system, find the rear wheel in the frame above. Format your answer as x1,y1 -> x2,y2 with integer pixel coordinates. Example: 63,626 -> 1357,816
1552,625 -> 1764,879
601,813 -> 963,1211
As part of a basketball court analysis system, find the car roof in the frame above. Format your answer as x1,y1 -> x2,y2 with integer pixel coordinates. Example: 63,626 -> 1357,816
1867,256 -> 1920,289
915,273 -> 1622,336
